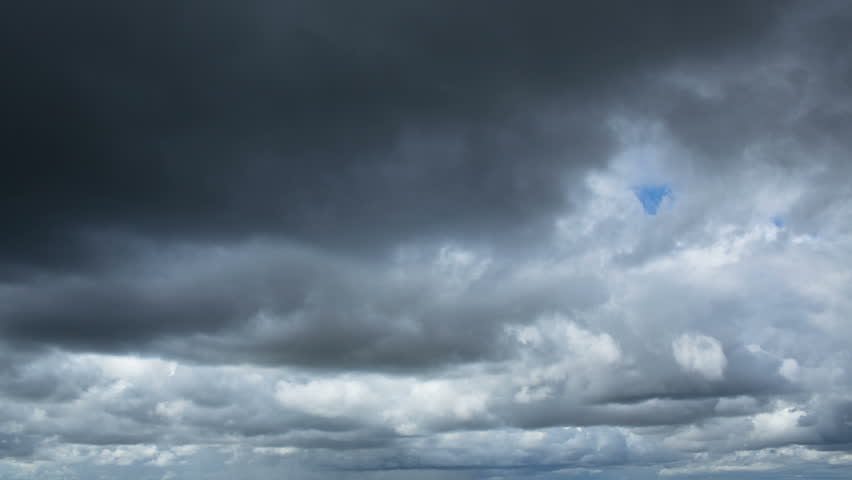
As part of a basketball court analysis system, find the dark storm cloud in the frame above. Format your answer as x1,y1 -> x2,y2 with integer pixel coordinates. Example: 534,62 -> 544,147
633,0 -> 852,171
1,0 -> 786,274
0,0 -> 796,369
0,242 -> 608,367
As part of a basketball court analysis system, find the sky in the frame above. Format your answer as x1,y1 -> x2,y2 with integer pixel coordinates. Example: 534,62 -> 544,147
2,1 -> 852,479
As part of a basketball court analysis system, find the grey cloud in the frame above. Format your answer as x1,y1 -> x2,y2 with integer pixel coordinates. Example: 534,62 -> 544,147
0,433 -> 38,459
1,242 -> 609,368
0,0 -> 788,275
0,351 -> 97,402
2,1 -> 852,479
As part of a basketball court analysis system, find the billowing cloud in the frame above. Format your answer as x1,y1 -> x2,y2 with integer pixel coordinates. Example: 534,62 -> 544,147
2,1 -> 852,479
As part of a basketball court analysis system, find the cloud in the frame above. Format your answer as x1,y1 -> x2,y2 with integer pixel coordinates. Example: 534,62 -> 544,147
1,1 -> 852,479
672,334 -> 728,381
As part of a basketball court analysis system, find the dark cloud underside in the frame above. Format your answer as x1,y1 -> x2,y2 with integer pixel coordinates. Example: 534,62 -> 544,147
3,0 -> 785,272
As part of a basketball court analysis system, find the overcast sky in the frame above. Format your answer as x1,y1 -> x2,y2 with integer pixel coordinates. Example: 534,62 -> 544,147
3,1 -> 852,479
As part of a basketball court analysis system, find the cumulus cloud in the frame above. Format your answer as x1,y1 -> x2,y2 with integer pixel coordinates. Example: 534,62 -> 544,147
672,334 -> 728,381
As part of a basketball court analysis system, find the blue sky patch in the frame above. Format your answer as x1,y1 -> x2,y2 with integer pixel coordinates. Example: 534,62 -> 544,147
633,184 -> 672,215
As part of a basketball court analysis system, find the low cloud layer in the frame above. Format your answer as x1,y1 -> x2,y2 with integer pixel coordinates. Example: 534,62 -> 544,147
2,1 -> 852,479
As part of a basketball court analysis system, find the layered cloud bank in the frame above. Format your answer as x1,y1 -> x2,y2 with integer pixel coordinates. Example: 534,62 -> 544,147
2,1 -> 852,479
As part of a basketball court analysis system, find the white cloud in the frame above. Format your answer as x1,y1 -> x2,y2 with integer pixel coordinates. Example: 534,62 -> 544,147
659,462 -> 781,476
672,334 -> 727,381
275,373 -> 493,433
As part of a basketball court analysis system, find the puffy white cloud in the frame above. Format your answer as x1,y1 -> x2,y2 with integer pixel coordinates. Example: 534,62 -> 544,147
672,334 -> 728,381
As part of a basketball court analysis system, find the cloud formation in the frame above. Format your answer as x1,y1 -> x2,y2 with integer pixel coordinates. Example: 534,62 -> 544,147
2,1 -> 852,479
